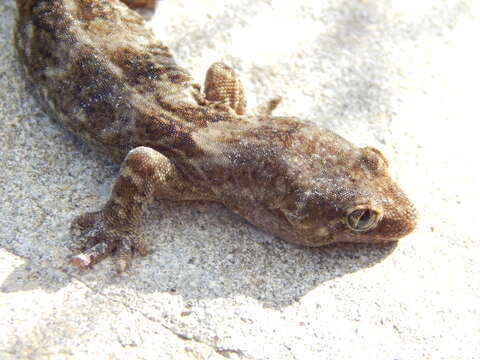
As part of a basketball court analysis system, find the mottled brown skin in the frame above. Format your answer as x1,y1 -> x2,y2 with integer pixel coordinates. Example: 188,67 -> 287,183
15,0 -> 417,272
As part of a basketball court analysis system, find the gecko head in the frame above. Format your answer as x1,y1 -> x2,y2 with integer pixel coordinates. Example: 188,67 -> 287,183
274,141 -> 418,246
201,117 -> 416,247
337,146 -> 417,244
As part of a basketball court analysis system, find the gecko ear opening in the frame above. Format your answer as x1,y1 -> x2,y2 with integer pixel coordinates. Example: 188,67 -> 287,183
360,146 -> 389,173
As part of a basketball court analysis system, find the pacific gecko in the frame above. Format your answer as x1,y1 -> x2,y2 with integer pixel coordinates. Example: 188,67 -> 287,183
14,0 -> 417,273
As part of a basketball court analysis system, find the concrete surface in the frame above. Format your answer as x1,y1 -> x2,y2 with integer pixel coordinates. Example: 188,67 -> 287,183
1,0 -> 479,359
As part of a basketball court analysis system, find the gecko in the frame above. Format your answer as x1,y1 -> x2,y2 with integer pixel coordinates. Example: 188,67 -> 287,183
14,0 -> 417,273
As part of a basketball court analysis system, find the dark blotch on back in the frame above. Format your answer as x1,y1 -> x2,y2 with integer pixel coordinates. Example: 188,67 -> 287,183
111,46 -> 191,88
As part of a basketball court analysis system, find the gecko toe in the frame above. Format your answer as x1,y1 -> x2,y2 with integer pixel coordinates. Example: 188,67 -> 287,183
69,235 -> 118,270
69,253 -> 93,270
114,238 -> 134,273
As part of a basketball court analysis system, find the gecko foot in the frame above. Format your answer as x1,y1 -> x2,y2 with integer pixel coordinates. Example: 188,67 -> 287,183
69,211 -> 149,273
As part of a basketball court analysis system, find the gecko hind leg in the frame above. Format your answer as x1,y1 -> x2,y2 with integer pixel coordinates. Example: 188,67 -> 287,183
204,62 -> 282,116
70,146 -> 180,273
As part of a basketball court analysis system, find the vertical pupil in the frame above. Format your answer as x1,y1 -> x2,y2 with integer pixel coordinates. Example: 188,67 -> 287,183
359,210 -> 371,224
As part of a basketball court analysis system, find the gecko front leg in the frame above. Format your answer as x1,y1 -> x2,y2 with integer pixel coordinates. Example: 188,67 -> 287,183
70,147 -> 182,273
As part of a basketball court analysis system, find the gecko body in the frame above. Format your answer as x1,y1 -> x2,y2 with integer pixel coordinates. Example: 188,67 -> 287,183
15,0 -> 417,272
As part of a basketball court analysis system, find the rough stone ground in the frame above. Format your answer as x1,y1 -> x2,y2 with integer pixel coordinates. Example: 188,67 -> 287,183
1,0 -> 479,359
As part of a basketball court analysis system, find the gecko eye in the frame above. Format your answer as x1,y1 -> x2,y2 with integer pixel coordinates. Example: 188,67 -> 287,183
346,207 -> 380,232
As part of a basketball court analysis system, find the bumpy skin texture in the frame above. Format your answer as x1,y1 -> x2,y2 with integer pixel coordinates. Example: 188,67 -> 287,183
15,0 -> 417,272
